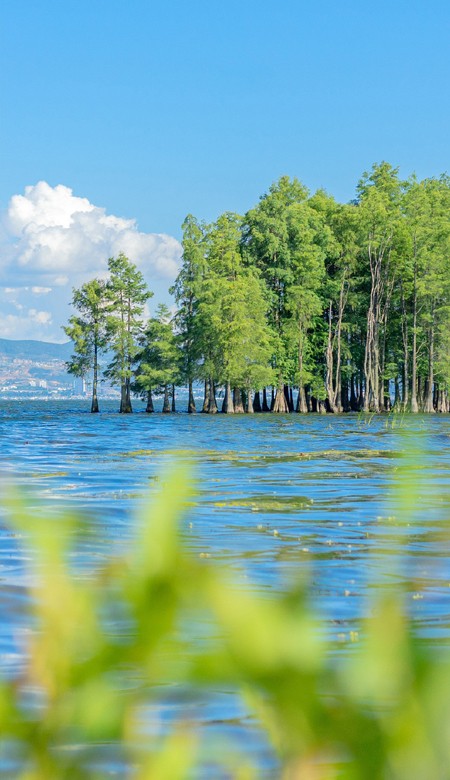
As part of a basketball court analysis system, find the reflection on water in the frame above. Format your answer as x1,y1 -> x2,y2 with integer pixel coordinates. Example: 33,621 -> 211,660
0,400 -> 449,771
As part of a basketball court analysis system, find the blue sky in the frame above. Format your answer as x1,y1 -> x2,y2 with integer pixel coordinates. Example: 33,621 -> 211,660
0,0 -> 449,339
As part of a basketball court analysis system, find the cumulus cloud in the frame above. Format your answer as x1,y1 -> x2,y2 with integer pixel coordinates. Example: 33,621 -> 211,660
0,182 -> 182,340
1,181 -> 181,284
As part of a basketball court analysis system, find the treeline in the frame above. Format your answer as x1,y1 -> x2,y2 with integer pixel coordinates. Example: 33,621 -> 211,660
65,162 -> 450,414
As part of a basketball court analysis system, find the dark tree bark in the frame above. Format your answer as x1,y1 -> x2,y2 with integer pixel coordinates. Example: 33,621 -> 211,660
91,341 -> 99,413
120,382 -> 132,413
188,380 -> 196,413
171,384 -> 176,412
202,380 -> 209,413
207,379 -> 218,414
262,387 -> 270,412
233,387 -> 245,413
253,391 -> 262,412
296,385 -> 308,413
162,384 -> 171,413
145,389 -> 154,413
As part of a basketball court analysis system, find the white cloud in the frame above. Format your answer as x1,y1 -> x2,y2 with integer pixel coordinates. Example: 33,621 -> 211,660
31,286 -> 52,295
28,309 -> 52,325
0,312 -> 53,340
0,182 -> 182,340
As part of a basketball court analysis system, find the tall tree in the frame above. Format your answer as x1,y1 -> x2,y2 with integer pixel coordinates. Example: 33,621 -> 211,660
356,162 -> 403,412
104,253 -> 152,413
63,279 -> 107,413
134,304 -> 180,413
242,176 -> 310,411
170,215 -> 207,413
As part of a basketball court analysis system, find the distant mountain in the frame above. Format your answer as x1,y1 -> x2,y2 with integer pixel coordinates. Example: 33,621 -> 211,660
0,339 -> 72,363
0,339 -> 73,362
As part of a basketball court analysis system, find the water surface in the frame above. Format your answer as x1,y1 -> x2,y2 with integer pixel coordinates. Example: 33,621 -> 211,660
1,400 -> 449,773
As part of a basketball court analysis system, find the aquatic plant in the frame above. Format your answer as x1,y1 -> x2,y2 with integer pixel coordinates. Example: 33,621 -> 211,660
1,462 -> 450,778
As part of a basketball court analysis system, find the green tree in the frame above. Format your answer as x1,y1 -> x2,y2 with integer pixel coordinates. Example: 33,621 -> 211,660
356,162 -> 403,412
242,176 -> 310,411
170,215 -> 207,413
134,304 -> 181,413
63,279 -> 107,413
104,253 -> 152,413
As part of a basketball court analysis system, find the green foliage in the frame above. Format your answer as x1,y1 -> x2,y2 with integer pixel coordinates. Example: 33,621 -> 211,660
2,460 -> 450,778
134,304 -> 181,393
63,165 -> 450,414
104,253 -> 153,412
63,279 -> 108,412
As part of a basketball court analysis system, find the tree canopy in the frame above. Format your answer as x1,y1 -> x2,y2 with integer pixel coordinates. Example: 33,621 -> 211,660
64,164 -> 450,414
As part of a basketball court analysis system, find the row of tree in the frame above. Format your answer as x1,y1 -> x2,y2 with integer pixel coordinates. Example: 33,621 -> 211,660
65,162 -> 450,414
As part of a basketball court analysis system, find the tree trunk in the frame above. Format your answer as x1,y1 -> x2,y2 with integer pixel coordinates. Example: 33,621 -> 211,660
246,390 -> 254,413
296,385 -> 308,413
384,380 -> 391,411
202,379 -> 209,413
163,384 -> 171,413
393,377 -> 401,410
146,389 -> 154,413
207,379 -> 218,414
400,290 -> 409,410
120,382 -> 132,413
262,387 -> 270,412
273,384 -> 289,413
423,319 -> 435,413
222,381 -> 235,413
171,384 -> 176,412
91,342 -> 99,413
410,275 -> 419,412
325,299 -> 338,413
188,380 -> 196,414
233,387 -> 245,413
253,391 -> 262,412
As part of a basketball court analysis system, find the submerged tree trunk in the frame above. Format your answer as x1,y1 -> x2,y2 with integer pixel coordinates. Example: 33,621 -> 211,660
162,384 -> 171,413
171,384 -> 176,412
262,387 -> 270,412
233,387 -> 245,413
145,389 -> 154,413
202,380 -> 210,413
273,383 -> 289,413
222,380 -> 234,413
207,379 -> 218,414
296,385 -> 308,413
253,391 -> 262,412
91,384 -> 99,413
325,291 -> 346,415
188,380 -> 196,414
120,382 -> 132,413
246,390 -> 254,413
350,375 -> 358,411
91,342 -> 99,413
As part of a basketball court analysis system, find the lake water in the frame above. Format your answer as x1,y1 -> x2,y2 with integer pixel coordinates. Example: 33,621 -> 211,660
1,400 -> 449,774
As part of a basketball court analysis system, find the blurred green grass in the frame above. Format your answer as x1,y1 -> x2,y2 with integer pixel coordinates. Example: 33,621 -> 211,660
1,453 -> 450,779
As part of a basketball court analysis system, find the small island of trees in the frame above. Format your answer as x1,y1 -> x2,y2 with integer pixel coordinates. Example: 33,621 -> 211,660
65,162 -> 450,414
